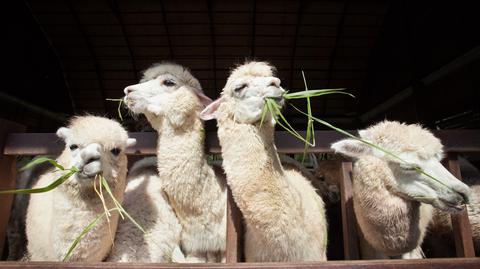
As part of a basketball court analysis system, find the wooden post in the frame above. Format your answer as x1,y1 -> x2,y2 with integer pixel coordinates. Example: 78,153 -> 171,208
226,186 -> 244,262
446,153 -> 475,257
339,161 -> 359,260
0,119 -> 25,259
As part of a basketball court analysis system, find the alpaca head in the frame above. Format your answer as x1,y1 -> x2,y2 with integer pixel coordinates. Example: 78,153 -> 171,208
56,116 -> 136,190
123,62 -> 212,127
200,61 -> 285,125
332,121 -> 471,212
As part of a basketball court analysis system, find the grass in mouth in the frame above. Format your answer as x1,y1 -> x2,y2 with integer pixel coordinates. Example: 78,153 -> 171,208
106,98 -> 124,121
260,73 -> 457,197
0,157 -> 145,261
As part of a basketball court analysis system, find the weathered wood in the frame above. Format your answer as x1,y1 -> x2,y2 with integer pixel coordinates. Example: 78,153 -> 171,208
226,186 -> 244,263
446,153 -> 475,257
339,161 -> 359,260
4,130 -> 480,156
0,119 -> 26,259
1,258 -> 480,268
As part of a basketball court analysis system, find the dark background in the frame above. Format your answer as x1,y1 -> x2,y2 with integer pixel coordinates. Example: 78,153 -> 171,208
2,0 -> 479,132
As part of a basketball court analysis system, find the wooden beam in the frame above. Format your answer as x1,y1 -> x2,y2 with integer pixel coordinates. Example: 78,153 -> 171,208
4,130 -> 480,156
0,119 -> 26,258
0,258 -> 479,268
339,161 -> 359,260
226,187 -> 244,262
446,153 -> 475,257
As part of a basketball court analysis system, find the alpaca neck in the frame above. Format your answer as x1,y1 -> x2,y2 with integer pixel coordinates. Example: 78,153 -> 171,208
152,113 -> 210,205
218,118 -> 290,218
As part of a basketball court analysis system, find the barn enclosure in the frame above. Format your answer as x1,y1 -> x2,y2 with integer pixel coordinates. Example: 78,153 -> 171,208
1,0 -> 480,268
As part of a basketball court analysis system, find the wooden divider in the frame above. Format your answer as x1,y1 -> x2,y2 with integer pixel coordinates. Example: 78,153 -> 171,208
339,161 -> 359,260
446,153 -> 475,257
0,120 -> 25,258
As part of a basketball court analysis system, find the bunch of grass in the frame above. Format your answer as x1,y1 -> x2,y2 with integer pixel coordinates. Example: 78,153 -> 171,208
106,98 -> 125,121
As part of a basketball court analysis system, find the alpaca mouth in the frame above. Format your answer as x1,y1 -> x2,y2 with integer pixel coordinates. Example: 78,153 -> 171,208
267,96 -> 285,106
439,197 -> 464,212
78,162 -> 102,179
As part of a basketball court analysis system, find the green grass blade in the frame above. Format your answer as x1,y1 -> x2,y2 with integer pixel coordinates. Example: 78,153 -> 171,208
106,98 -> 124,121
289,104 -> 453,190
301,71 -> 314,164
20,157 -> 65,172
63,208 -> 119,261
0,168 -> 78,194
259,102 -> 268,128
265,99 -> 313,146
284,89 -> 355,99
100,175 -> 146,233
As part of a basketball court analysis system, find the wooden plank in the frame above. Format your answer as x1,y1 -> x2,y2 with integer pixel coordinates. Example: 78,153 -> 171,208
4,130 -> 480,156
0,119 -> 26,259
446,153 -> 475,257
339,161 -> 359,260
1,258 -> 480,268
226,187 -> 244,262
213,165 -> 244,263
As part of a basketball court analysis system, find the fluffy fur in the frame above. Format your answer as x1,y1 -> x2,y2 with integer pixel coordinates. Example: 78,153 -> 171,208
201,61 -> 327,262
25,116 -> 136,261
107,157 -> 184,262
332,121 -> 471,259
124,62 -> 226,262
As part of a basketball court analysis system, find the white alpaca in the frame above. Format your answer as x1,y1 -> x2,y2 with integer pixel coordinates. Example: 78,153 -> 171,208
123,62 -> 226,262
25,116 -> 136,261
200,61 -> 327,262
107,157 -> 184,262
427,157 -> 480,256
332,121 -> 471,259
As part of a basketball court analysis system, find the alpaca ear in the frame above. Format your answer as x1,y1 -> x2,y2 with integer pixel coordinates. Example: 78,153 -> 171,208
126,138 -> 137,147
200,98 -> 222,121
191,87 -> 213,107
331,139 -> 371,158
56,127 -> 71,140
358,130 -> 370,139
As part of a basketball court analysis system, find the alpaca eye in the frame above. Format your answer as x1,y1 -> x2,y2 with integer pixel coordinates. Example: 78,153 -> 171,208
268,82 -> 277,87
163,80 -> 176,87
234,84 -> 247,93
69,144 -> 78,151
110,148 -> 121,156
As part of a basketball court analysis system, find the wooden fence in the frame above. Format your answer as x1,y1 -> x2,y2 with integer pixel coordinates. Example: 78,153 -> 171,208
1,118 -> 479,268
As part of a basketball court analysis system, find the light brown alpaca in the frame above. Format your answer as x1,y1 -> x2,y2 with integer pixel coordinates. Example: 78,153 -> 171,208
332,121 -> 471,259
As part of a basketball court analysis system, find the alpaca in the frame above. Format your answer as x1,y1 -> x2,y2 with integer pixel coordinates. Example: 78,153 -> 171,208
200,61 -> 328,262
123,62 -> 226,262
425,157 -> 480,257
25,116 -> 136,261
107,157 -> 184,262
331,121 -> 471,259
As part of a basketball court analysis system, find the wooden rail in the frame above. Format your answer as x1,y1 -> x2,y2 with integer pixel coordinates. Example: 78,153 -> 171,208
0,118 -> 479,266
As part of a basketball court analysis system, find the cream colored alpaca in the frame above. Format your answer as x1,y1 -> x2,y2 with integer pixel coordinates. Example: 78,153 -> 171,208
427,157 -> 480,256
332,121 -> 471,259
123,62 -> 226,262
200,61 -> 327,262
26,116 -> 136,261
107,157 -> 184,262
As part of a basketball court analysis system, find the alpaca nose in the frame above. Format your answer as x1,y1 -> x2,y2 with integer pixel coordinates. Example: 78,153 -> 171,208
124,86 -> 136,95
85,156 -> 100,165
268,78 -> 281,88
